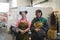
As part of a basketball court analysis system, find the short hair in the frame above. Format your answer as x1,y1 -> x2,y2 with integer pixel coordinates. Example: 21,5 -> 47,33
19,11 -> 28,15
35,9 -> 42,16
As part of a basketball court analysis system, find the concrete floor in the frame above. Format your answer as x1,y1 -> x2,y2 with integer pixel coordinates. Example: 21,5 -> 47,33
0,28 -> 13,40
0,32 -> 12,40
0,31 -> 13,40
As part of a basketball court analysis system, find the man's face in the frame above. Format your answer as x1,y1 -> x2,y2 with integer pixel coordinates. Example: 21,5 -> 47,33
36,13 -> 42,17
21,12 -> 26,17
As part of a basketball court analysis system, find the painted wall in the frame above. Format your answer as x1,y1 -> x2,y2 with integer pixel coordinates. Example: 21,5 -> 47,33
17,0 -> 31,7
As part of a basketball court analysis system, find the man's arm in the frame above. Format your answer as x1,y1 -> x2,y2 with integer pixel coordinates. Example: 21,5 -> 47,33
25,20 -> 31,32
30,18 -> 36,32
42,20 -> 49,32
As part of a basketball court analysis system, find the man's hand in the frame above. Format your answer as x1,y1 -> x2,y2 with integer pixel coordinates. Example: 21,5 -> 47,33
19,29 -> 25,34
35,28 -> 40,32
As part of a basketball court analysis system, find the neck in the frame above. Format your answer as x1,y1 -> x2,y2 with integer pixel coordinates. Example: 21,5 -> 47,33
22,17 -> 26,20
37,16 -> 41,18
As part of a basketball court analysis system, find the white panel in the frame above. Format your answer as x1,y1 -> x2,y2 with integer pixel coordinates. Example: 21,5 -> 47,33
18,7 -> 52,21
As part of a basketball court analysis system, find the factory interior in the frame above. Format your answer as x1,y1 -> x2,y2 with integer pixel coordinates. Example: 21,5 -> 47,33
0,0 -> 60,40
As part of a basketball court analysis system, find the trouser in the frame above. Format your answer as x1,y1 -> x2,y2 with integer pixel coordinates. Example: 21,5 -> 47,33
10,26 -> 29,40
31,29 -> 45,40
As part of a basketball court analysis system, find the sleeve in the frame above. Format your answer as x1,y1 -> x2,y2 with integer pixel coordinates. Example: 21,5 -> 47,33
25,20 -> 31,32
16,19 -> 20,27
42,19 -> 49,32
30,18 -> 36,32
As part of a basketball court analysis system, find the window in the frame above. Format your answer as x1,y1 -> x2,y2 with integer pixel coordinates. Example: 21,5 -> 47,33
11,0 -> 17,7
0,2 -> 9,12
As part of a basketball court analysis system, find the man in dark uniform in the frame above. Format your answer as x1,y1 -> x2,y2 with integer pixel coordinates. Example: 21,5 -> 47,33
31,9 -> 49,40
